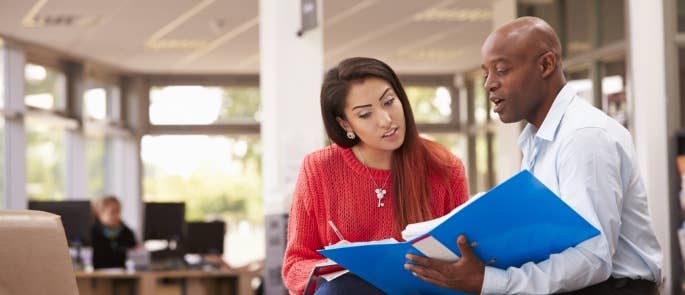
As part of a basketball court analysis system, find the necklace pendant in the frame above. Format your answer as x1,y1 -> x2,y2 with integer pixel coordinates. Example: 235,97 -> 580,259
375,188 -> 386,207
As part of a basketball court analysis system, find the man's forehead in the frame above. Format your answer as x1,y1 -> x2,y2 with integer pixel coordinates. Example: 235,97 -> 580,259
481,34 -> 528,63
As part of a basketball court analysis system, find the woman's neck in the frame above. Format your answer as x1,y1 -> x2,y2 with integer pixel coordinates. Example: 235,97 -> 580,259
353,145 -> 393,170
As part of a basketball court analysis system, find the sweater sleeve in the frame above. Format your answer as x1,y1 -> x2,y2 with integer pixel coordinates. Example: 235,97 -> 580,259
282,156 -> 327,295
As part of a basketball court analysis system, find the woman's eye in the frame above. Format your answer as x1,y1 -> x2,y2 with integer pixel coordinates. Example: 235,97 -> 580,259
359,112 -> 371,119
384,98 -> 395,106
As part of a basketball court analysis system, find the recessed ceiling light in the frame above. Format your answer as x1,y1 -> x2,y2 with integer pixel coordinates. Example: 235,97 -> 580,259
145,39 -> 210,51
413,8 -> 492,22
396,48 -> 463,60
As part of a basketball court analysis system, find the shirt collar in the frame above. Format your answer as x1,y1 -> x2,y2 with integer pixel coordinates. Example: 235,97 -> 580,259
517,83 -> 577,147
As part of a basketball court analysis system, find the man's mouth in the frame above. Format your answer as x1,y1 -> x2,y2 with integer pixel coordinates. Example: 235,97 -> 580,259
491,97 -> 504,112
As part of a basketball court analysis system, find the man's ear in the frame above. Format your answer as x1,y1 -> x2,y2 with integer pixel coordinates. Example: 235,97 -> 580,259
539,52 -> 557,79
336,116 -> 352,132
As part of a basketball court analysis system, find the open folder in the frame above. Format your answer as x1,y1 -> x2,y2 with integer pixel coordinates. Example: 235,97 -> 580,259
318,170 -> 601,295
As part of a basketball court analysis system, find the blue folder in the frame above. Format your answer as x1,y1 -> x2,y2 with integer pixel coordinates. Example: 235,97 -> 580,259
318,170 -> 601,295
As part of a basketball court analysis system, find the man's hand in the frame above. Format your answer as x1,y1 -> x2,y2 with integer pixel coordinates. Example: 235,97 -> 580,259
404,235 -> 485,294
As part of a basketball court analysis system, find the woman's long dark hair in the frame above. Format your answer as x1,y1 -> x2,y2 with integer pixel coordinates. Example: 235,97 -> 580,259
320,57 -> 455,231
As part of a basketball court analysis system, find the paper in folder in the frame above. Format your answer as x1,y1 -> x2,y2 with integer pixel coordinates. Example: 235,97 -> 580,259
318,170 -> 600,295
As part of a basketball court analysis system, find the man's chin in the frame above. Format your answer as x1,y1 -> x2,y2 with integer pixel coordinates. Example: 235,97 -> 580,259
496,113 -> 512,123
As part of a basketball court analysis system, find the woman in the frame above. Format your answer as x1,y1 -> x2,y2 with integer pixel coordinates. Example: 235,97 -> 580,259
282,57 -> 469,294
91,195 -> 137,269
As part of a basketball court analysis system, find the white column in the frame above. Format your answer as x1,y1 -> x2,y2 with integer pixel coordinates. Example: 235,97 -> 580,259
65,66 -> 87,200
260,0 -> 324,293
628,0 -> 678,293
260,0 -> 324,215
65,132 -> 86,199
491,0 -> 522,183
107,137 -> 141,240
2,43 -> 26,209
113,76 -> 146,241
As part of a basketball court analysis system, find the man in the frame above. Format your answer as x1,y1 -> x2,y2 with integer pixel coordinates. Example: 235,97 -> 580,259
405,16 -> 663,294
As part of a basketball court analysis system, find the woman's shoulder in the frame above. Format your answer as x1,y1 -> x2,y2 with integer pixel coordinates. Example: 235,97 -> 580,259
303,144 -> 345,166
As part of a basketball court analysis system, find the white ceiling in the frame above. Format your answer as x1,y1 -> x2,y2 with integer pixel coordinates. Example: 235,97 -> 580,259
0,0 -> 493,75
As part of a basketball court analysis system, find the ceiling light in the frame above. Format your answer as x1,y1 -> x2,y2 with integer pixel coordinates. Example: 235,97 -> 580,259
396,49 -> 463,60
146,39 -> 210,51
413,8 -> 492,22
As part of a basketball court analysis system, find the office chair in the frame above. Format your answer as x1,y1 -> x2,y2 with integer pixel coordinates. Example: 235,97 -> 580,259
0,210 -> 79,295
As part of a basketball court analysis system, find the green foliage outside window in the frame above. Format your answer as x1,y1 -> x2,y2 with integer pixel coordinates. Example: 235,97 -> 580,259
218,87 -> 261,122
26,119 -> 65,200
143,135 -> 262,224
405,86 -> 452,124
86,136 -> 106,198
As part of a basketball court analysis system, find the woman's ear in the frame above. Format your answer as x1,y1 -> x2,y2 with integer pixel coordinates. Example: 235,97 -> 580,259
336,116 -> 352,133
539,52 -> 557,79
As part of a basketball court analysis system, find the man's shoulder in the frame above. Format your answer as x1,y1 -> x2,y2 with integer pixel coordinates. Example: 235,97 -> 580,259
560,99 -> 631,141
551,99 -> 637,163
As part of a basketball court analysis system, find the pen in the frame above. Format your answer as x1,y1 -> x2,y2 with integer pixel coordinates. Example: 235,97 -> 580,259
328,220 -> 345,241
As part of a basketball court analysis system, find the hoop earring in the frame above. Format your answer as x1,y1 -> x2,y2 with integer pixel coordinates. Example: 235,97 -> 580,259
346,131 -> 356,139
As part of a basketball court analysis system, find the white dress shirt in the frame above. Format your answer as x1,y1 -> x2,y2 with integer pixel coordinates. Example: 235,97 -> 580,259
481,84 -> 663,294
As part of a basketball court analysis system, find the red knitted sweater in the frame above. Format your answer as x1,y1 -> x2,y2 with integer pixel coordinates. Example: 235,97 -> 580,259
282,144 -> 469,294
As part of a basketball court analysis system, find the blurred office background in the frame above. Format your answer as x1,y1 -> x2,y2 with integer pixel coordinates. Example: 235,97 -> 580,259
0,0 -> 683,294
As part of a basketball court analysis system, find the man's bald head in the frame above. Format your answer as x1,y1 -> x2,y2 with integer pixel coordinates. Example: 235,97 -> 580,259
482,16 -> 562,63
480,16 -> 566,128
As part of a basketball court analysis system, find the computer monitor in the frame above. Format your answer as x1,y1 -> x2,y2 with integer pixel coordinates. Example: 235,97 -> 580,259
143,202 -> 186,242
28,200 -> 94,246
185,221 -> 226,254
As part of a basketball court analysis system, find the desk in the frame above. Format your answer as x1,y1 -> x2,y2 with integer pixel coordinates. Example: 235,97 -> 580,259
76,269 -> 258,295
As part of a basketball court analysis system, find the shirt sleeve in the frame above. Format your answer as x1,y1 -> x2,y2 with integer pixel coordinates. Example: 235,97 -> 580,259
481,128 -> 622,294
281,156 -> 328,295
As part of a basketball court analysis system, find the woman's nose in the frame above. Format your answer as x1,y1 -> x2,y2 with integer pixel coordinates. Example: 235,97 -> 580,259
378,110 -> 392,127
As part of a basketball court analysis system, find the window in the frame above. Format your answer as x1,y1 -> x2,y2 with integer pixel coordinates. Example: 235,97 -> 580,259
679,0 -> 685,32
566,67 -> 594,106
462,71 -> 496,192
421,133 -> 467,160
471,75 -> 490,124
84,88 -> 107,120
518,1 -> 561,35
24,64 -> 66,111
601,59 -> 627,127
599,0 -> 625,46
564,0 -> 594,57
149,86 -> 260,125
405,86 -> 452,123
142,134 -> 262,266
679,48 -> 685,126
0,119 -> 4,206
474,133 -> 491,193
26,118 -> 65,200
86,135 -> 107,198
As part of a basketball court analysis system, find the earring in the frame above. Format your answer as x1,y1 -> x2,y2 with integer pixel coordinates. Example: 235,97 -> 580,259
346,131 -> 356,139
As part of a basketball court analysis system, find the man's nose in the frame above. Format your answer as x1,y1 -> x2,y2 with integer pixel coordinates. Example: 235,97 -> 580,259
484,74 -> 500,92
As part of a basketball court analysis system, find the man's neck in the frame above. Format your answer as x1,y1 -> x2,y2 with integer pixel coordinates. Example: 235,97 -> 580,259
529,81 -> 566,129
